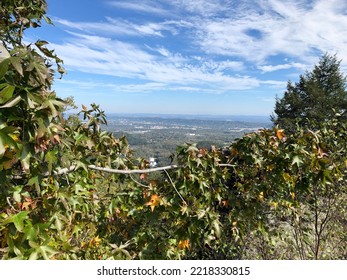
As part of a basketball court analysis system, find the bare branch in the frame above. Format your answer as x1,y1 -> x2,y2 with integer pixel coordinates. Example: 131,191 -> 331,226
87,164 -> 179,174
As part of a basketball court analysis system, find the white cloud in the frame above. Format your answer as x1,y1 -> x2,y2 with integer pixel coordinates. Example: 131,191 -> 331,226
258,62 -> 307,73
56,0 -> 347,68
194,0 -> 347,66
171,0 -> 232,17
54,17 -> 185,38
47,0 -> 347,107
260,80 -> 287,88
108,1 -> 170,16
51,30 -> 265,93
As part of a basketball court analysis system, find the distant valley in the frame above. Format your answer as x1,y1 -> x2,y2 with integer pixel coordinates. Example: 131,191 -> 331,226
105,114 -> 272,165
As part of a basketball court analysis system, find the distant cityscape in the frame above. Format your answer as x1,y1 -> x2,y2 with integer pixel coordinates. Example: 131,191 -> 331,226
104,114 -> 272,166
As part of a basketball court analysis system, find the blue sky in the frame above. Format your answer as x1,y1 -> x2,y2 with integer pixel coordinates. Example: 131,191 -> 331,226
27,0 -> 347,116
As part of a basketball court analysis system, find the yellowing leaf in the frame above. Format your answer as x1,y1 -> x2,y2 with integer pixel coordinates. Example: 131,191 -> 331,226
276,129 -> 285,140
89,236 -> 101,248
270,201 -> 278,210
258,191 -> 264,202
178,239 -> 190,250
145,194 -> 160,212
3,156 -> 17,169
282,172 -> 291,181
9,134 -> 19,142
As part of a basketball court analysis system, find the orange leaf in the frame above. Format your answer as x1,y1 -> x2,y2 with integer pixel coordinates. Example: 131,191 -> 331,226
145,194 -> 160,212
276,129 -> 285,140
21,201 -> 31,210
221,199 -> 229,208
178,239 -> 190,250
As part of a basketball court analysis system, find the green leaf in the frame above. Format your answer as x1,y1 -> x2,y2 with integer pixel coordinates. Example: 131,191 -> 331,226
3,211 -> 29,232
291,155 -> 303,167
23,224 -> 38,241
10,57 -> 23,76
0,44 -> 10,62
20,144 -> 32,172
28,176 -> 41,196
0,95 -> 21,108
0,129 -> 19,157
0,83 -> 15,104
53,214 -> 62,231
29,251 -> 38,260
213,219 -> 221,239
29,60 -> 48,84
43,15 -> 53,25
13,186 -> 23,203
35,40 -> 49,47
38,245 -> 58,260
45,150 -> 57,173
0,58 -> 10,79
57,64 -> 66,76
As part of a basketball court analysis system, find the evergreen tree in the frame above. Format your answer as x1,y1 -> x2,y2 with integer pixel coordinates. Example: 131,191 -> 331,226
272,54 -> 347,131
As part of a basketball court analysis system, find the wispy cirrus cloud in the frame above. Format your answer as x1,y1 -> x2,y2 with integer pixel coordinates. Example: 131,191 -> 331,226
47,0 -> 347,110
51,31 -> 262,93
258,62 -> 307,73
54,0 -> 347,69
107,0 -> 171,16
54,17 -> 187,37
195,0 -> 347,64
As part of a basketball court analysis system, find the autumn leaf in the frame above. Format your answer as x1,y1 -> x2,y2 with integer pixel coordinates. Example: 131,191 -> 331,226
178,239 -> 190,250
231,148 -> 238,156
221,199 -> 229,208
270,201 -> 278,210
89,236 -> 101,248
290,192 -> 296,199
276,129 -> 285,140
3,154 -> 17,169
258,191 -> 264,202
145,194 -> 160,212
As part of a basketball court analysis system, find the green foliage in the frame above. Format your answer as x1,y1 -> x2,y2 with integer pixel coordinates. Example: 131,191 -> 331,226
227,121 -> 346,259
272,54 -> 347,132
0,0 -> 346,260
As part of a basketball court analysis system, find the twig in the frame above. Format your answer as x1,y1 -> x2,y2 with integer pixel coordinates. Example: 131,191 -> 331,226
163,169 -> 187,205
6,197 -> 17,212
129,174 -> 150,189
219,163 -> 236,168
